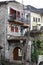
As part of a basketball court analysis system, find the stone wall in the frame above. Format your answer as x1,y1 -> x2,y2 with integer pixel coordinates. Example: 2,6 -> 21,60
7,42 -> 23,61
0,4 -> 8,58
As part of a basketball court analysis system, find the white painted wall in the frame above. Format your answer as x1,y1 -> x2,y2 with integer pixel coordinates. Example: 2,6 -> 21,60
41,16 -> 43,26
38,55 -> 43,65
30,12 -> 41,30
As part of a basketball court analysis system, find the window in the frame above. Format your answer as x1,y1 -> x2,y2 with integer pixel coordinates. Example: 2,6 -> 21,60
38,24 -> 41,26
10,8 -> 16,19
11,26 -> 14,32
33,17 -> 35,22
38,18 -> 40,22
33,26 -> 37,30
15,26 -> 18,32
16,11 -> 20,18
10,8 -> 15,15
36,18 -> 37,22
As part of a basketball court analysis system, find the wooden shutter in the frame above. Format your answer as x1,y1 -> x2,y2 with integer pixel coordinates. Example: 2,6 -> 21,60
16,11 -> 20,18
10,8 -> 15,15
11,26 -> 14,32
15,26 -> 18,32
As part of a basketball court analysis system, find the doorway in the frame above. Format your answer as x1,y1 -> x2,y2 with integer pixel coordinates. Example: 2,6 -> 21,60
13,47 -> 22,60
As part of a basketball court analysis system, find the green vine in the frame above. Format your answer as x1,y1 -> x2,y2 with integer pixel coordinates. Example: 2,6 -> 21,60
31,40 -> 41,63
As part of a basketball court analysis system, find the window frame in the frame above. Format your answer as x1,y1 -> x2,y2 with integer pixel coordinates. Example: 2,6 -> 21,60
36,18 -> 37,22
33,17 -> 35,22
15,26 -> 18,32
38,18 -> 40,22
11,26 -> 14,32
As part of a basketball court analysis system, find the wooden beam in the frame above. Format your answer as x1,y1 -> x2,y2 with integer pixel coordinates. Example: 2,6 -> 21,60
7,35 -> 27,41
8,20 -> 29,28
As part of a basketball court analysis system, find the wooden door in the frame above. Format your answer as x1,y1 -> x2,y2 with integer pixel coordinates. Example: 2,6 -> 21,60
13,48 -> 18,60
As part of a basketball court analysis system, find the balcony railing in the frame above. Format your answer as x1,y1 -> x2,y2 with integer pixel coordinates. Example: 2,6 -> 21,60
8,14 -> 29,24
7,29 -> 28,37
7,27 -> 28,41
32,26 -> 41,31
7,34 -> 27,40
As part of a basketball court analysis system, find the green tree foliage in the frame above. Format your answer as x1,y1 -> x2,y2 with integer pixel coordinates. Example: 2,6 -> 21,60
36,40 -> 41,49
31,40 -> 41,63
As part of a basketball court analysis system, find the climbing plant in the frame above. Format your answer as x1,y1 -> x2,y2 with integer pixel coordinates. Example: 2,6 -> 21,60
31,40 -> 41,63
36,40 -> 41,49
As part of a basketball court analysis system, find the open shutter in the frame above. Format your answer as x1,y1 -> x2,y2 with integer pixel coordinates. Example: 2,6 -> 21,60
11,26 -> 14,32
10,8 -> 15,15
15,26 -> 18,32
16,11 -> 20,18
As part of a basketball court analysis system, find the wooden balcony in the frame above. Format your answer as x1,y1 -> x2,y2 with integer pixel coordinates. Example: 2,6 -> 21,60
7,34 -> 28,41
8,15 -> 29,28
30,30 -> 42,37
8,20 -> 29,28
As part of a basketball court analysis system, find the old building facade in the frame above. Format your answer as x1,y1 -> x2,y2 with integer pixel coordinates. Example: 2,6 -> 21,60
0,1 -> 43,65
0,2 -> 8,59
25,5 -> 43,30
0,1 -> 30,65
